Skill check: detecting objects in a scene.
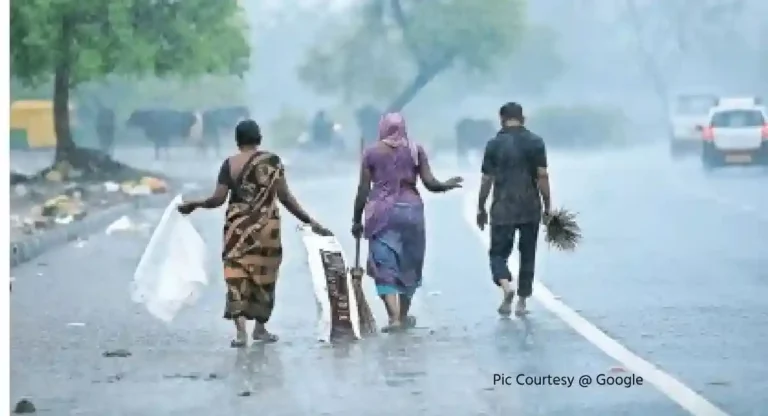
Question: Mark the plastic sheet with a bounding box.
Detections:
[131,195,208,323]
[300,225,362,342]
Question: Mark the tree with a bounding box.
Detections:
[298,0,535,112]
[622,0,762,101]
[10,0,250,173]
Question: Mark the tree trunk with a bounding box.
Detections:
[624,0,671,117]
[53,16,77,164]
[386,59,452,113]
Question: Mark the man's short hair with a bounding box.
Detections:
[499,102,524,122]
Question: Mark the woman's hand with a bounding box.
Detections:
[309,220,333,237]
[444,176,464,191]
[351,222,363,239]
[177,201,199,215]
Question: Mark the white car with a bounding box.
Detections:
[700,100,768,169]
[669,94,719,157]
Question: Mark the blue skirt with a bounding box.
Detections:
[366,202,425,297]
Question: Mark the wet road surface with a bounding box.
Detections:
[11,144,768,415]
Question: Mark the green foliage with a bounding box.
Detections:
[401,0,526,72]
[10,0,251,88]
[297,22,410,103]
[527,106,629,149]
[298,0,532,106]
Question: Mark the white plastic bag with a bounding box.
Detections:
[131,195,208,323]
[300,226,362,342]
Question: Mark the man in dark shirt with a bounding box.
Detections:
[476,102,552,317]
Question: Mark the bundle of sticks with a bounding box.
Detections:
[349,237,377,336]
[544,207,582,251]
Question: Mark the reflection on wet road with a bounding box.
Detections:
[11,144,768,415]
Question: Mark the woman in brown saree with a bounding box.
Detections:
[178,120,331,348]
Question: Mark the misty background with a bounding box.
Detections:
[243,0,768,150]
[11,0,768,154]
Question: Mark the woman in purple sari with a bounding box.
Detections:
[352,113,463,332]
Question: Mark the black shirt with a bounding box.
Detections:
[481,126,547,225]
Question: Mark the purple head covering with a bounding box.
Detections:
[378,112,409,147]
[378,112,418,164]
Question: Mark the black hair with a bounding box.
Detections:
[235,119,262,147]
[499,102,525,124]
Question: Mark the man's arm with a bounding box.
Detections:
[532,139,551,214]
[478,139,497,212]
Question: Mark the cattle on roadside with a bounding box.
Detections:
[95,106,116,157]
[126,109,196,159]
[455,118,496,164]
[188,111,205,156]
[201,106,250,156]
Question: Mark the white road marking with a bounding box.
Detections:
[461,192,730,416]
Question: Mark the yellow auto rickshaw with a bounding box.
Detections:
[10,100,77,149]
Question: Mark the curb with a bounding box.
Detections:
[10,195,171,268]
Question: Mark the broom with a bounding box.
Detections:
[350,134,377,336]
[350,236,377,336]
[544,207,582,251]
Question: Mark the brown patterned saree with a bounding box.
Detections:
[222,151,284,324]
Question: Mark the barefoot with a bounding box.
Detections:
[403,315,417,329]
[252,325,279,343]
[231,331,248,348]
[498,291,515,317]
[381,321,403,333]
[514,298,528,317]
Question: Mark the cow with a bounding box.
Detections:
[126,109,196,159]
[95,106,116,157]
[201,106,250,156]
[455,118,496,165]
[187,111,205,156]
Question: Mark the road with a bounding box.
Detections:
[10,144,768,416]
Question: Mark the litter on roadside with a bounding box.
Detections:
[55,215,74,225]
[103,181,120,192]
[105,216,135,234]
[66,322,86,327]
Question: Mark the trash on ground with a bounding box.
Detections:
[103,181,120,192]
[103,349,132,358]
[121,181,152,196]
[427,291,442,296]
[105,216,135,234]
[13,398,36,414]
[140,176,168,194]
[44,169,64,182]
[54,215,74,225]
[66,322,86,327]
